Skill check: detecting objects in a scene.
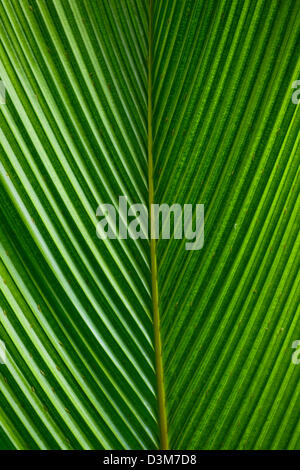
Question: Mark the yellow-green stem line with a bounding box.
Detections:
[147,0,169,450]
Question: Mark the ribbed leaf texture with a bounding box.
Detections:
[0,0,299,450]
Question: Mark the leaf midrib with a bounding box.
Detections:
[147,0,169,450]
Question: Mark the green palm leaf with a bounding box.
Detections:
[0,0,299,450]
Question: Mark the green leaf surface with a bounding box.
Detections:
[0,0,299,450]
